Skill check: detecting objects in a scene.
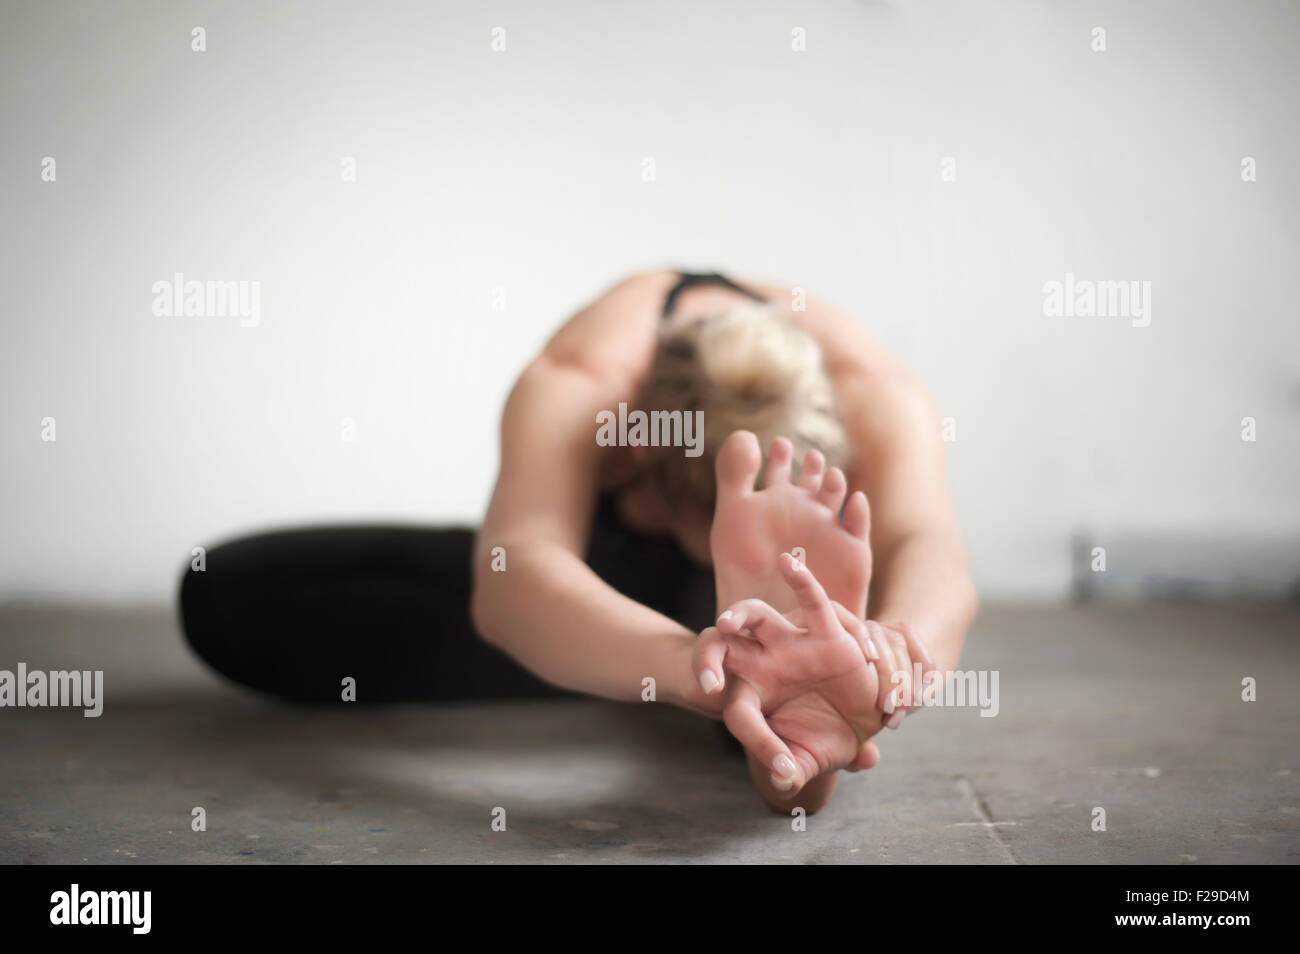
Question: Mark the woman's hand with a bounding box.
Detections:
[692,555,873,794]
[867,618,935,726]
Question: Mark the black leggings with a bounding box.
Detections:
[179,501,716,703]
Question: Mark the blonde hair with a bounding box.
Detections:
[639,302,848,509]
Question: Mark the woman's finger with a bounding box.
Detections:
[885,621,934,720]
[716,598,806,644]
[777,552,841,635]
[723,681,806,794]
[890,619,936,674]
[691,627,728,697]
[830,601,879,661]
[866,620,903,715]
[879,623,917,717]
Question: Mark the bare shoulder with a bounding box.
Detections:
[541,269,679,382]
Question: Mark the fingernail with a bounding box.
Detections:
[886,711,904,730]
[771,774,795,791]
[883,688,898,715]
[864,635,880,660]
[772,753,797,779]
[699,670,720,694]
[717,610,733,623]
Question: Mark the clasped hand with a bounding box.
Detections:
[692,553,934,797]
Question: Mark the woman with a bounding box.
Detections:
[180,269,978,812]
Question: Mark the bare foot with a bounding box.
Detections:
[711,431,872,617]
[708,431,876,812]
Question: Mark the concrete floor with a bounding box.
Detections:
[1,603,1296,864]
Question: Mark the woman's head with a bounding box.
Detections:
[639,302,848,510]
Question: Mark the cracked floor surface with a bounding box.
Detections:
[1,602,1296,864]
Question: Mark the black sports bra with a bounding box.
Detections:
[662,271,767,319]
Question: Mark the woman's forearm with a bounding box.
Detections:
[471,541,714,714]
[867,529,978,673]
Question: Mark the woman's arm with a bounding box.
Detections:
[470,272,721,716]
[837,368,978,673]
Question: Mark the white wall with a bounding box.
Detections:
[2,0,1297,603]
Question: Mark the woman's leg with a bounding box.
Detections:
[178,525,569,702]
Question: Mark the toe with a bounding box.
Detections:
[715,430,763,495]
[843,490,871,540]
[797,449,825,493]
[817,466,847,514]
[764,436,794,487]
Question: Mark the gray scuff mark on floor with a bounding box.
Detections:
[956,776,1019,865]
